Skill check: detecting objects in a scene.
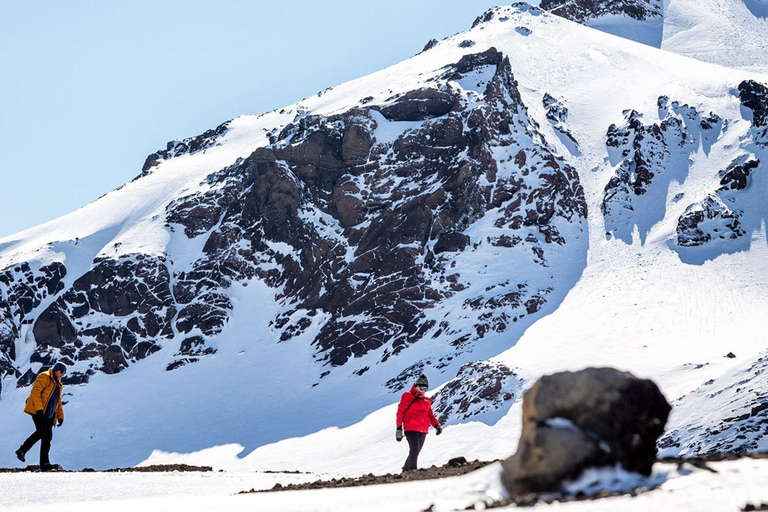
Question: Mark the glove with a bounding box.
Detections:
[436,426,443,436]
[396,426,403,442]
[57,418,64,427]
[34,410,44,419]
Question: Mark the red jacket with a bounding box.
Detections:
[396,385,440,433]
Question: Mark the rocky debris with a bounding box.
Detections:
[103,464,213,473]
[458,40,476,48]
[743,504,768,511]
[659,353,768,457]
[242,460,495,493]
[0,463,212,473]
[432,361,522,424]
[140,121,230,174]
[738,80,768,144]
[540,0,662,23]
[501,367,671,495]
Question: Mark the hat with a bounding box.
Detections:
[51,362,67,374]
[415,374,429,388]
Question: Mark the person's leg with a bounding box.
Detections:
[19,415,44,454]
[416,432,426,461]
[403,431,421,471]
[39,417,54,467]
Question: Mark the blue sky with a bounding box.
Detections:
[0,1,541,239]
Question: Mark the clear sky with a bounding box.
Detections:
[0,1,537,239]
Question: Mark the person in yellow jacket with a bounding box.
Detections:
[15,362,66,469]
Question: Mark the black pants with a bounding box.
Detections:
[403,431,426,471]
[20,415,55,466]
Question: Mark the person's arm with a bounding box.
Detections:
[396,394,411,427]
[28,373,49,414]
[428,405,440,428]
[56,387,64,423]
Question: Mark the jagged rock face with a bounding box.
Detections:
[739,80,768,145]
[431,361,523,425]
[675,155,760,247]
[603,99,724,244]
[602,109,687,242]
[659,353,768,457]
[0,262,67,386]
[140,121,231,175]
[540,0,662,23]
[0,47,587,392]
[163,47,587,370]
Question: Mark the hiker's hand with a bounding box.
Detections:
[436,426,443,436]
[57,418,63,427]
[396,426,403,442]
[34,410,44,419]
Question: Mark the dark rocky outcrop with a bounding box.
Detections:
[540,0,662,23]
[140,121,231,174]
[501,367,671,495]
[432,361,522,424]
[376,89,460,122]
[739,80,768,129]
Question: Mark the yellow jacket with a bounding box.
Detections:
[23,370,64,421]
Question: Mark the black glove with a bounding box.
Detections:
[436,426,443,436]
[57,418,64,427]
[396,426,403,442]
[34,410,44,419]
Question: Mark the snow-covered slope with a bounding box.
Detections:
[542,0,768,73]
[1,2,767,476]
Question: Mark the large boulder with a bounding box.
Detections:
[501,367,671,495]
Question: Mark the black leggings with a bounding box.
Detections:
[20,415,55,466]
[403,431,426,471]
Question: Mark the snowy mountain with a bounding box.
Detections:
[1,2,768,475]
[542,0,768,73]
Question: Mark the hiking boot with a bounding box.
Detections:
[15,448,25,463]
[41,463,61,472]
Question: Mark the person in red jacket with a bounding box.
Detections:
[395,373,442,471]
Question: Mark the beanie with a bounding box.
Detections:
[415,374,429,388]
[52,362,67,374]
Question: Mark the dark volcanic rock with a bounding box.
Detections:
[33,302,77,348]
[434,232,470,254]
[377,89,460,122]
[739,80,768,129]
[501,367,671,495]
[719,156,760,191]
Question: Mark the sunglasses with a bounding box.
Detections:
[418,386,428,391]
